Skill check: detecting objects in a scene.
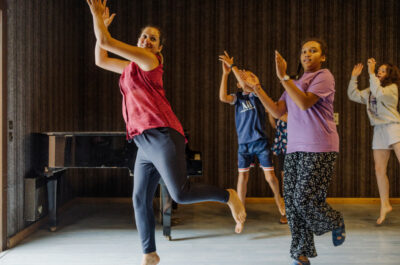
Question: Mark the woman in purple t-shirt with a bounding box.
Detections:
[240,39,345,265]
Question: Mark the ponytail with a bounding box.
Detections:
[290,62,303,80]
[157,52,164,65]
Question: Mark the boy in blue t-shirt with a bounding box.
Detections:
[219,53,286,232]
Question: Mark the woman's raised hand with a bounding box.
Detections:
[219,51,234,69]
[367,58,376,75]
[240,71,259,86]
[102,6,116,28]
[351,63,363,77]
[86,0,107,17]
[275,50,287,80]
[239,70,261,93]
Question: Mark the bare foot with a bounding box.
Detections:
[298,256,309,263]
[141,252,160,265]
[279,215,288,224]
[276,197,286,216]
[235,222,244,233]
[227,189,246,233]
[376,204,393,225]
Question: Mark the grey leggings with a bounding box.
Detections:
[133,127,229,253]
[284,152,343,259]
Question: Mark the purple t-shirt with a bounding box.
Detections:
[279,69,339,153]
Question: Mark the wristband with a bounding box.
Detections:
[281,74,290,81]
[230,63,236,69]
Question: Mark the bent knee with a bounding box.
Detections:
[169,191,188,204]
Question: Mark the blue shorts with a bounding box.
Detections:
[238,138,273,172]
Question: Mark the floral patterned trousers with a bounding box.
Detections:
[284,152,343,259]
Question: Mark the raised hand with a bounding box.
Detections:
[240,70,259,87]
[239,70,260,93]
[220,56,231,75]
[275,50,288,80]
[86,0,107,17]
[219,51,234,68]
[367,58,376,75]
[351,63,363,77]
[102,6,116,28]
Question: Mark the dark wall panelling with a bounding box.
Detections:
[6,0,83,236]
[79,0,400,198]
[6,0,400,236]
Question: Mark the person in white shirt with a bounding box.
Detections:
[348,58,400,225]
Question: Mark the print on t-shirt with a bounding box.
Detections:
[368,95,378,116]
[240,100,255,112]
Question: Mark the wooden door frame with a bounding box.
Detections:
[0,0,7,251]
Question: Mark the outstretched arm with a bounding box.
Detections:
[86,0,159,71]
[219,56,235,104]
[275,51,319,110]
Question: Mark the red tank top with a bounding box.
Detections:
[119,56,185,140]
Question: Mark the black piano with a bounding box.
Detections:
[30,131,202,240]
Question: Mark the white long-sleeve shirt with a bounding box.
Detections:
[347,74,400,125]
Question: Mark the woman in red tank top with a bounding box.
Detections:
[86,1,246,264]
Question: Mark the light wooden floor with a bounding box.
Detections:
[0,201,399,265]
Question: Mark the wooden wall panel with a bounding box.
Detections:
[6,0,400,235]
[6,0,83,236]
[77,0,400,199]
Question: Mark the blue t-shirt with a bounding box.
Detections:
[231,92,268,144]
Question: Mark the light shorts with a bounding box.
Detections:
[373,122,400,150]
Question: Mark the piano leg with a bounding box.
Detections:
[46,169,66,232]
[47,176,58,232]
[159,179,172,240]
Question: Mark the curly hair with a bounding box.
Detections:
[380,63,400,88]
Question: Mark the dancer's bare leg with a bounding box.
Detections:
[373,149,392,225]
[264,170,285,216]
[235,171,249,232]
[279,170,288,224]
[237,171,250,206]
[141,252,160,265]
[227,189,246,233]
